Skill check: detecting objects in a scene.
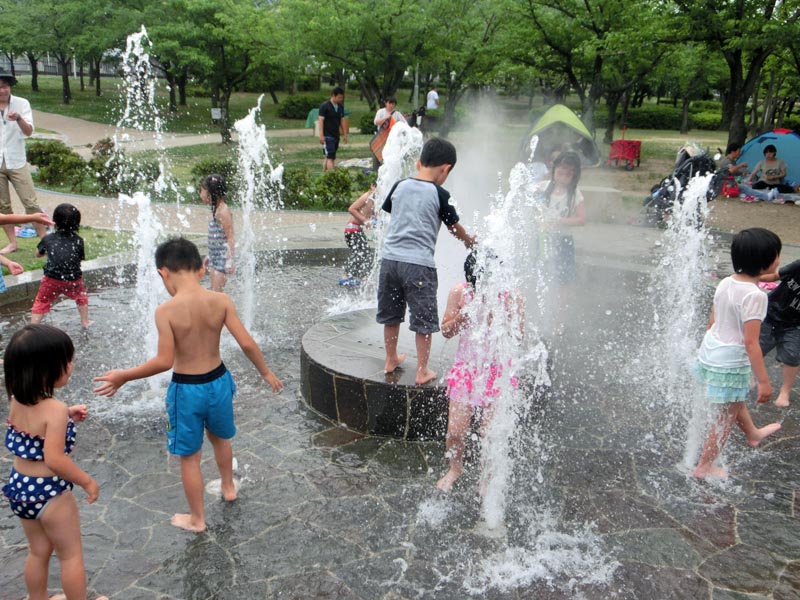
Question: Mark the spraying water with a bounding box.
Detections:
[233,94,283,330]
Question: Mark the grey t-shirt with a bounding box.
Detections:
[381,178,459,268]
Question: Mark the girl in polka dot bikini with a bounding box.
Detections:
[2,324,106,600]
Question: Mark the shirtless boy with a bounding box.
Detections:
[93,238,282,533]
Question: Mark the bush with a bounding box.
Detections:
[277,94,326,120]
[624,105,683,130]
[781,116,800,131]
[295,75,321,92]
[312,168,352,210]
[692,111,722,130]
[352,168,377,191]
[358,113,376,135]
[89,151,159,196]
[690,100,721,113]
[279,165,315,209]
[26,140,88,191]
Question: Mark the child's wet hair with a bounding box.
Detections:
[464,250,479,287]
[420,138,457,170]
[200,174,227,217]
[5,324,74,406]
[155,237,203,272]
[731,227,781,276]
[53,203,81,232]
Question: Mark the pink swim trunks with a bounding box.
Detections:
[446,360,518,408]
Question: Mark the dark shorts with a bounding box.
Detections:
[376,259,439,334]
[323,136,340,159]
[165,363,237,456]
[760,316,800,367]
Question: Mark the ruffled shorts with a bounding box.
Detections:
[446,360,518,408]
[694,361,751,404]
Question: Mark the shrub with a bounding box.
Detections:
[26,140,73,168]
[358,113,376,135]
[352,168,377,191]
[312,168,352,210]
[624,105,683,130]
[692,111,722,130]
[690,100,722,113]
[26,140,88,191]
[277,94,326,120]
[295,75,321,92]
[780,116,800,131]
[89,151,160,196]
[279,165,315,209]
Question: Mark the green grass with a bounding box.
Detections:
[2,227,133,274]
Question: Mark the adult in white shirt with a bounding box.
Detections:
[426,87,439,110]
[0,72,45,253]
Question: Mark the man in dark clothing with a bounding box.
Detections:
[318,87,347,171]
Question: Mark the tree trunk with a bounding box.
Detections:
[268,88,279,104]
[603,92,621,144]
[760,72,777,132]
[177,69,188,106]
[680,97,690,134]
[27,54,39,92]
[58,56,72,104]
[4,53,15,77]
[79,61,85,92]
[165,70,177,113]
[219,89,232,143]
[94,58,102,96]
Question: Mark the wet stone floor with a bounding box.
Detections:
[0,264,798,599]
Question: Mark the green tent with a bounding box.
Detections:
[526,104,600,167]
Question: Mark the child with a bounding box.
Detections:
[2,324,106,600]
[200,174,234,292]
[436,251,523,492]
[93,238,283,533]
[758,257,800,407]
[31,203,91,328]
[340,183,376,287]
[377,137,476,385]
[693,228,783,479]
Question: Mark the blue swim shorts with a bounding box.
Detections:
[165,363,237,456]
[3,468,73,519]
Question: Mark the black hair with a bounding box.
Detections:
[200,174,227,218]
[332,86,345,97]
[764,144,777,155]
[385,97,397,104]
[155,237,203,272]
[543,151,582,216]
[464,250,479,287]
[5,324,74,406]
[53,203,81,233]
[420,138,457,170]
[725,142,741,155]
[731,228,782,276]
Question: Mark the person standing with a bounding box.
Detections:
[318,87,347,171]
[0,71,46,254]
[426,86,439,110]
[372,97,407,169]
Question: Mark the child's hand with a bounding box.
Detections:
[757,381,772,404]
[68,404,89,421]
[6,261,22,276]
[92,371,126,397]
[263,371,284,393]
[225,258,235,274]
[82,477,99,504]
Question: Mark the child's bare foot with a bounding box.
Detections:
[775,392,791,408]
[693,464,728,479]
[81,320,94,329]
[384,353,406,373]
[170,513,206,533]
[0,244,17,254]
[436,468,463,492]
[747,423,781,448]
[49,595,66,600]
[415,367,437,385]
[221,478,240,502]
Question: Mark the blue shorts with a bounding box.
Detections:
[3,468,73,519]
[165,363,237,456]
[323,136,340,159]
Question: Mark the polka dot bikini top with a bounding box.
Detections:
[4,419,76,460]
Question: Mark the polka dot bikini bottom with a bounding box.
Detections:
[3,468,73,519]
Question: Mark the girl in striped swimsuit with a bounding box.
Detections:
[200,174,234,292]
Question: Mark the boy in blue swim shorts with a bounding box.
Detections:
[94,238,283,533]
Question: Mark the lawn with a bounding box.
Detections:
[2,227,133,274]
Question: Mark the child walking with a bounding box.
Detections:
[694,228,783,479]
[436,252,523,492]
[93,238,283,533]
[340,183,377,287]
[378,138,476,385]
[31,203,91,328]
[2,324,106,600]
[200,174,234,292]
[758,257,800,407]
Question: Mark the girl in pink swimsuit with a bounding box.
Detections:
[436,252,522,492]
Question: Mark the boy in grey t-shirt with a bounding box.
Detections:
[377,138,476,385]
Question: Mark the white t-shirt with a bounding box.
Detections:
[0,95,33,169]
[373,108,407,127]
[426,90,439,110]
[697,276,767,368]
[536,182,584,219]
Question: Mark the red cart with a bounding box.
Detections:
[606,126,641,170]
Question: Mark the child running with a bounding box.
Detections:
[31,203,91,328]
[437,251,523,492]
[2,324,106,600]
[694,228,783,479]
[93,238,283,533]
[378,138,476,385]
[340,183,377,287]
[200,174,234,292]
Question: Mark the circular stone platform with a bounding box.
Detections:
[301,308,456,440]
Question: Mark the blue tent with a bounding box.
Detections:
[740,128,800,184]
